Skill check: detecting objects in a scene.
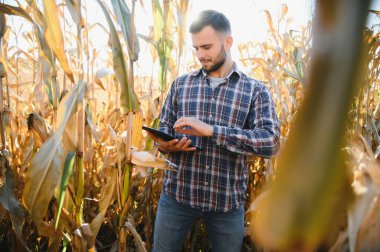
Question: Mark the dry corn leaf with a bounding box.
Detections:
[264,10,279,45]
[42,0,74,83]
[345,135,380,252]
[64,0,84,29]
[0,13,5,39]
[20,132,34,173]
[62,114,78,152]
[0,3,33,23]
[176,0,189,57]
[124,218,147,252]
[356,196,380,251]
[90,167,117,244]
[22,81,85,230]
[131,111,144,149]
[72,223,94,251]
[27,112,52,148]
[131,151,176,171]
[0,155,30,251]
[94,67,114,91]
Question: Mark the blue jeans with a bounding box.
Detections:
[153,193,244,252]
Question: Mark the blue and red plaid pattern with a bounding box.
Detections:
[159,64,280,212]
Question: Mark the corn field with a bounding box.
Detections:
[0,0,379,251]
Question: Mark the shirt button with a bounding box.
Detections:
[209,114,213,118]
[206,165,209,169]
[204,182,208,186]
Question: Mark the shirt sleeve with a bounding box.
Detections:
[158,80,177,137]
[212,84,280,157]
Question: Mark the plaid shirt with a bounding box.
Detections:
[159,64,280,212]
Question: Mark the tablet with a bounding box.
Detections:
[142,126,202,151]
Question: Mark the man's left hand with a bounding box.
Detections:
[173,117,213,137]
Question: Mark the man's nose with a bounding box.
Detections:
[196,49,205,58]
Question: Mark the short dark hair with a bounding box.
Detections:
[189,10,231,35]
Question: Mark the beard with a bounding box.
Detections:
[201,46,227,74]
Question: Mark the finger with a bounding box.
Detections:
[177,139,191,149]
[175,117,188,123]
[166,138,179,146]
[174,118,182,126]
[161,138,179,148]
[178,129,194,135]
[173,125,186,132]
[182,139,193,149]
[174,121,193,131]
[184,147,197,152]
[174,137,188,149]
[181,139,196,151]
[174,118,189,127]
[173,121,183,129]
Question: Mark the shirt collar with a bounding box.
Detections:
[191,62,242,80]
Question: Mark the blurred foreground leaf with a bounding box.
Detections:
[252,0,371,250]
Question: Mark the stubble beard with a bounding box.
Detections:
[202,46,227,74]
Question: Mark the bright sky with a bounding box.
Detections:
[132,0,380,75]
[133,0,315,74]
[187,0,313,42]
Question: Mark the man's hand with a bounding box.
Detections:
[147,132,196,153]
[173,117,213,137]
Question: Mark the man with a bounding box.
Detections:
[148,10,280,252]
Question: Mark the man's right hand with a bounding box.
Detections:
[147,132,196,152]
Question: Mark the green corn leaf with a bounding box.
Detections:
[55,152,76,229]
[121,162,131,205]
[111,0,140,61]
[96,0,139,113]
[145,117,160,150]
[151,0,173,91]
[151,0,164,42]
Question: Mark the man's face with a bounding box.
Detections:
[191,26,228,74]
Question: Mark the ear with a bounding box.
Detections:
[224,36,233,50]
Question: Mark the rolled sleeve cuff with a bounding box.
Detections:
[212,125,228,146]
